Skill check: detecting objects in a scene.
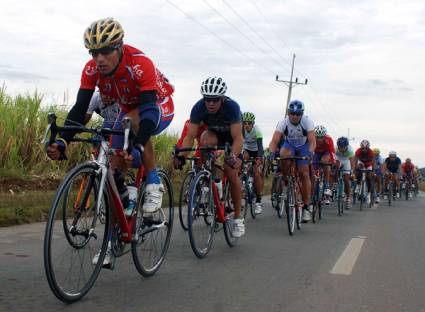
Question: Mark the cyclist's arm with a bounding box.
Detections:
[257,137,264,157]
[349,156,355,170]
[269,130,282,153]
[60,88,94,142]
[230,122,243,156]
[307,130,316,153]
[181,122,199,151]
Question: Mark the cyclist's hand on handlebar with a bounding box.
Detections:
[46,140,66,160]
[173,155,186,170]
[225,153,242,169]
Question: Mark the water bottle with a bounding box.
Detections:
[113,170,129,209]
[214,177,223,200]
[127,185,138,212]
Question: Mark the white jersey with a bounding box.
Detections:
[243,125,263,151]
[275,115,314,147]
[87,92,120,123]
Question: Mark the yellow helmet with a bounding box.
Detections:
[84,18,124,50]
[373,148,380,155]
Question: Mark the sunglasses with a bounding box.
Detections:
[204,97,221,103]
[89,46,118,57]
[288,112,302,116]
[243,121,253,125]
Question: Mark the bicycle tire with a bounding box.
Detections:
[187,171,216,258]
[223,183,238,247]
[178,171,194,231]
[388,183,392,207]
[271,176,278,210]
[276,177,285,218]
[44,162,109,303]
[132,169,174,277]
[360,180,365,211]
[286,180,296,236]
[249,182,257,219]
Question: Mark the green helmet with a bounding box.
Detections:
[242,111,255,122]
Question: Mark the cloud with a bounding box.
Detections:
[0,68,49,82]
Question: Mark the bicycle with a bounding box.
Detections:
[175,145,238,258]
[270,157,285,218]
[335,168,348,216]
[403,175,413,201]
[356,169,373,210]
[43,113,174,303]
[177,156,201,231]
[281,156,309,236]
[385,172,397,207]
[311,162,333,222]
[241,157,258,219]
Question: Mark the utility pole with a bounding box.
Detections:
[347,128,355,141]
[276,54,308,117]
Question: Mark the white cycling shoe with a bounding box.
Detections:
[92,245,114,269]
[143,183,165,213]
[233,218,245,237]
[254,203,263,214]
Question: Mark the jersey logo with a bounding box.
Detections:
[85,65,97,76]
[132,65,144,78]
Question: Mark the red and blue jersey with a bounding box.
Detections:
[80,44,174,116]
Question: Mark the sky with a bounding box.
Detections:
[1,0,425,166]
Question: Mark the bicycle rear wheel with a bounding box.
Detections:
[388,183,392,206]
[188,171,216,258]
[132,169,174,277]
[286,181,296,236]
[178,171,194,231]
[44,162,109,303]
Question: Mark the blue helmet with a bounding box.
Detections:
[287,100,304,114]
[337,136,349,148]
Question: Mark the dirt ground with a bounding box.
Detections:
[0,178,61,193]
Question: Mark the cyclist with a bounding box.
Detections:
[46,18,175,267]
[372,148,384,203]
[354,140,375,204]
[335,136,355,208]
[176,76,245,237]
[312,125,336,205]
[383,151,402,198]
[402,158,416,196]
[242,111,265,214]
[172,119,207,169]
[269,100,316,222]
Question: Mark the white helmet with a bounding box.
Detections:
[200,76,227,98]
[314,125,327,137]
[389,151,397,156]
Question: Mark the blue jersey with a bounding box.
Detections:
[190,97,242,134]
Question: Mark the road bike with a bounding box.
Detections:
[43,113,173,303]
[175,145,238,258]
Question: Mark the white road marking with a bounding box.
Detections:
[331,236,366,275]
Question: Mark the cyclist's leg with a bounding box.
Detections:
[280,141,295,180]
[321,152,332,196]
[295,143,312,219]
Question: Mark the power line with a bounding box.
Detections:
[165,0,277,75]
[201,0,285,71]
[221,0,292,73]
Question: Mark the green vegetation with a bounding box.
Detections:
[0,87,183,226]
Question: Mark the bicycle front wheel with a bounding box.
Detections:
[44,162,109,303]
[188,171,216,258]
[132,169,174,277]
[286,181,296,236]
[178,171,194,231]
[223,183,239,247]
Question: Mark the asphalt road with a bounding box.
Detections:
[1,194,425,312]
